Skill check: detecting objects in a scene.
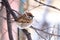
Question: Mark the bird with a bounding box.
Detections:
[16,12,34,29]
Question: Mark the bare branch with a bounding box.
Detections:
[12,9,22,16]
[28,5,40,11]
[22,29,32,40]
[30,26,60,37]
[34,29,46,40]
[35,0,60,11]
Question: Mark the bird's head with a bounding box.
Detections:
[16,12,34,23]
[25,12,34,19]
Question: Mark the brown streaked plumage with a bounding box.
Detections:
[16,12,34,23]
[16,12,34,28]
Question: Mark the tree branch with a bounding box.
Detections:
[2,0,18,20]
[22,29,32,40]
[35,0,60,11]
[6,8,14,40]
[34,29,46,40]
[2,0,16,40]
[30,26,60,37]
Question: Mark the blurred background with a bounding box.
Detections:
[0,0,60,40]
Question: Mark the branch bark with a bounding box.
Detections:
[2,0,18,20]
[22,29,32,40]
[6,9,14,40]
[2,0,17,40]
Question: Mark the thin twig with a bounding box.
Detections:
[35,0,60,11]
[12,9,22,16]
[17,28,20,40]
[30,26,60,37]
[28,5,40,11]
[34,29,46,40]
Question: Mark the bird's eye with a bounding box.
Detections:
[28,16,33,19]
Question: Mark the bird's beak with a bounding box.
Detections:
[32,16,34,18]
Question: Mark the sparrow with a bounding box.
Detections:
[16,12,34,29]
